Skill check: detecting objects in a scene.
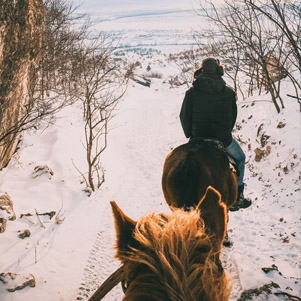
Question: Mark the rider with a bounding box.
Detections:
[179,57,251,211]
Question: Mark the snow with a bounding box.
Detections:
[1,5,300,299]
[73,0,202,53]
[0,53,300,300]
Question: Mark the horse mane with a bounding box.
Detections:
[119,208,231,301]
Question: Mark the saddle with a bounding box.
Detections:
[189,137,240,176]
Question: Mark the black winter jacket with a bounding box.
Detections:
[180,72,237,147]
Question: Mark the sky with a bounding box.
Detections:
[71,0,204,43]
[73,0,195,12]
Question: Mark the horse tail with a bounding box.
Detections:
[169,151,204,209]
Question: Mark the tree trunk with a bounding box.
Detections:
[0,0,44,169]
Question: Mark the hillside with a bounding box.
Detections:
[0,54,300,301]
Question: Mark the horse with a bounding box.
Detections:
[110,186,232,301]
[162,138,237,211]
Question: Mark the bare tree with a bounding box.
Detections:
[0,0,88,168]
[39,0,88,96]
[247,0,300,71]
[71,35,128,191]
[246,0,301,108]
[195,0,300,112]
[0,0,44,169]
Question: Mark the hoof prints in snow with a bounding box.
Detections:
[223,247,243,300]
[76,215,122,300]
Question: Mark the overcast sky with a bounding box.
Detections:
[73,0,195,13]
[69,0,225,34]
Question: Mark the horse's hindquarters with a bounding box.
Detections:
[162,140,237,210]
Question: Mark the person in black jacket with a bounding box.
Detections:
[180,57,251,211]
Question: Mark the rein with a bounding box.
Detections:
[88,265,124,301]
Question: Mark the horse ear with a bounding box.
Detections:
[110,201,137,257]
[196,186,227,250]
[196,186,222,211]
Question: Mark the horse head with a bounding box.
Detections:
[110,186,231,301]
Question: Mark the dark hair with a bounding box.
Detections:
[195,57,224,77]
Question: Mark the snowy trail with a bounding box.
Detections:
[1,59,299,301]
[76,80,187,300]
[76,80,246,301]
[76,198,121,300]
[223,245,244,300]
[76,77,300,301]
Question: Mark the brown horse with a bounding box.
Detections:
[111,186,231,301]
[162,138,237,211]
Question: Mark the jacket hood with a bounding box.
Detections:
[193,73,226,94]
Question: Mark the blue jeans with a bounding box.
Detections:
[225,138,245,187]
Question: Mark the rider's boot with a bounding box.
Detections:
[230,183,252,212]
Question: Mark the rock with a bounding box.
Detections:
[277,121,286,128]
[260,133,270,147]
[254,148,265,162]
[32,165,54,179]
[0,193,16,221]
[0,218,7,233]
[257,123,264,136]
[20,213,33,218]
[262,264,280,274]
[283,166,289,174]
[130,75,151,87]
[238,282,280,301]
[83,187,92,197]
[168,76,185,87]
[265,145,271,156]
[254,145,271,162]
[18,229,31,239]
[38,211,56,219]
[0,272,35,292]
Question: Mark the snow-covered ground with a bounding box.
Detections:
[0,51,300,301]
[74,0,202,53]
